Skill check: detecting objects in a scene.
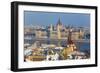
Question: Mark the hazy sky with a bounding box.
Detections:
[24,11,90,27]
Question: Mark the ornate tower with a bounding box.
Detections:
[50,24,53,38]
[56,18,63,46]
[57,18,62,39]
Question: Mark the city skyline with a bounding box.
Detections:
[24,11,90,27]
[24,11,90,62]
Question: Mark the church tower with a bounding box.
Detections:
[67,28,77,51]
[61,28,77,59]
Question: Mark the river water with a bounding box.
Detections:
[24,38,90,53]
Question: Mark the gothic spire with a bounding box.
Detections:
[57,18,62,26]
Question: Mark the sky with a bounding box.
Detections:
[24,11,90,27]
